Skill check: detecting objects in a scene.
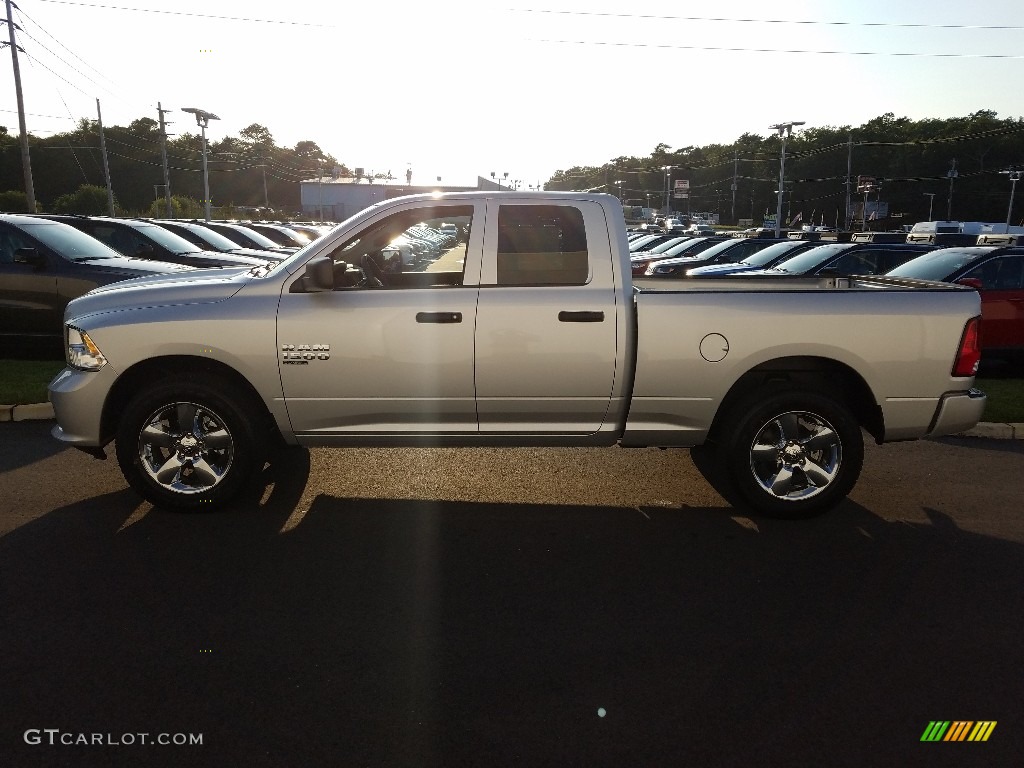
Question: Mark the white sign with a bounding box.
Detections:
[673,191,689,199]
[674,179,690,190]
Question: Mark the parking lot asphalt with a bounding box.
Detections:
[1,421,1022,767]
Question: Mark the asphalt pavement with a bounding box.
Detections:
[1,421,1022,767]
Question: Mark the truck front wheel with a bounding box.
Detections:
[114,378,264,511]
[720,389,864,519]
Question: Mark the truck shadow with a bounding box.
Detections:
[2,481,1022,767]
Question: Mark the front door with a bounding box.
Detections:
[0,223,60,341]
[278,202,482,438]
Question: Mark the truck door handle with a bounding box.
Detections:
[558,311,605,322]
[416,311,462,323]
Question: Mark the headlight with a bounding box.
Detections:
[66,326,107,371]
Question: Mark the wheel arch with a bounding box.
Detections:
[709,356,884,444]
[100,355,281,446]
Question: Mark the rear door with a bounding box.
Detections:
[474,200,619,434]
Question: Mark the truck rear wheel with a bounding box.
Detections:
[114,378,265,511]
[719,388,864,519]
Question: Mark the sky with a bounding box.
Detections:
[4,0,1024,190]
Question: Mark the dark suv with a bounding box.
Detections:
[31,215,273,269]
[0,214,192,348]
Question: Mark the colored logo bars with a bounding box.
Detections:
[921,721,997,742]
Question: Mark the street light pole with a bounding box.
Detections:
[946,158,958,222]
[923,192,936,222]
[1000,168,1022,232]
[770,121,804,237]
[181,107,220,221]
[662,165,674,214]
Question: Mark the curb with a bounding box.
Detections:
[2,401,1022,440]
[954,422,1021,439]
[1,402,55,422]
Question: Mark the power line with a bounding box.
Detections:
[14,5,121,91]
[512,9,1024,32]
[20,50,91,95]
[35,0,338,27]
[15,24,116,96]
[533,38,1024,59]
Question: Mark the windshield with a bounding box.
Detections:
[738,241,809,267]
[208,223,281,250]
[661,237,718,257]
[131,223,203,254]
[768,243,849,273]
[885,247,990,280]
[646,237,688,254]
[159,221,243,252]
[672,238,741,261]
[17,221,122,261]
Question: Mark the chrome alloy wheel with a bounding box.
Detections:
[137,401,234,494]
[748,410,842,502]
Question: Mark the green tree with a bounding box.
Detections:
[0,190,30,212]
[51,184,114,215]
[146,195,203,219]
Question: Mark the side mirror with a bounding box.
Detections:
[956,277,983,290]
[13,247,45,269]
[295,256,334,292]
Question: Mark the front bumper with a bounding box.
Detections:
[47,364,118,448]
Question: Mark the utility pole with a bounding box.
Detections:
[845,133,853,230]
[261,151,269,209]
[946,158,958,221]
[157,103,173,217]
[96,99,114,215]
[4,0,36,211]
[730,152,737,224]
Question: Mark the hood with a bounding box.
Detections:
[177,249,273,268]
[65,267,252,323]
[74,255,195,278]
[225,246,286,261]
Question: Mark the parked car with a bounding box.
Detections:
[0,214,192,348]
[148,219,285,261]
[631,236,727,277]
[629,234,679,252]
[886,245,1024,357]
[47,192,985,518]
[285,223,330,242]
[686,239,824,276]
[744,242,935,278]
[644,236,786,277]
[243,222,312,247]
[686,223,716,236]
[190,221,297,254]
[30,215,272,269]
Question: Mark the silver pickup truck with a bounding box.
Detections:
[48,192,986,518]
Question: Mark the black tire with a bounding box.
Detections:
[114,376,266,511]
[717,388,864,519]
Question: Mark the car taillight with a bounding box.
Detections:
[952,316,982,377]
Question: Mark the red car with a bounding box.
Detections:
[886,246,1024,357]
